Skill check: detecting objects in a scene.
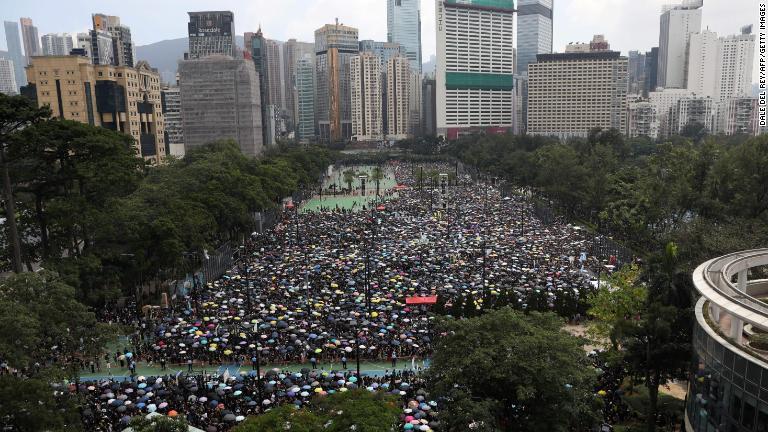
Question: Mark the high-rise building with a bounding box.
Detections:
[89,30,115,66]
[386,55,410,140]
[436,0,515,139]
[516,0,554,75]
[295,53,316,142]
[178,56,263,157]
[187,11,235,59]
[626,97,658,139]
[686,29,719,98]
[244,29,270,145]
[421,76,437,136]
[408,70,422,136]
[628,51,647,96]
[0,59,18,95]
[657,0,702,89]
[649,87,692,138]
[644,47,659,95]
[512,75,528,134]
[387,0,421,73]
[686,26,756,103]
[675,95,714,133]
[527,50,628,139]
[41,33,74,56]
[350,52,383,141]
[716,26,756,102]
[4,21,26,90]
[264,39,285,108]
[92,14,135,67]
[283,39,315,130]
[716,96,759,136]
[24,55,166,163]
[19,18,40,62]
[359,40,405,67]
[315,22,359,142]
[161,86,185,157]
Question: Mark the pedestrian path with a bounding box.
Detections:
[81,359,429,382]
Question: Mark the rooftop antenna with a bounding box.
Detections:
[335,17,339,26]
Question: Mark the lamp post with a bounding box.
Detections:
[253,321,263,410]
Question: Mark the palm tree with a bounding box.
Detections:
[371,166,384,196]
[343,169,356,193]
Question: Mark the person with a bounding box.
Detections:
[341,356,347,370]
[310,356,317,370]
[187,358,193,373]
[391,351,397,369]
[160,357,166,371]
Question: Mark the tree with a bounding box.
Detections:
[587,265,646,348]
[615,243,692,432]
[0,94,51,273]
[343,169,356,192]
[426,308,600,431]
[371,166,384,196]
[234,390,400,432]
[0,270,111,431]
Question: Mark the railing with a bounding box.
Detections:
[695,249,768,323]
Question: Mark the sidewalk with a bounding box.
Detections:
[80,359,429,381]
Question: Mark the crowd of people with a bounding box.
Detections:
[79,161,613,431]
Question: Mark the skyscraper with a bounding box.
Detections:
[315,22,359,142]
[516,0,554,75]
[179,56,263,156]
[161,86,185,157]
[387,0,422,73]
[76,33,92,59]
[350,52,383,141]
[187,11,235,59]
[527,50,628,139]
[4,21,26,90]
[0,59,18,95]
[436,0,515,139]
[386,56,410,140]
[89,30,114,65]
[628,51,647,96]
[686,29,719,98]
[686,26,755,102]
[92,14,135,67]
[421,76,437,136]
[657,0,702,89]
[41,33,74,56]
[716,26,756,102]
[283,39,315,130]
[264,39,285,108]
[19,18,40,62]
[296,53,316,142]
[644,47,659,95]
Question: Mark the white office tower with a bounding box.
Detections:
[161,86,185,157]
[0,59,18,95]
[350,52,383,141]
[436,0,515,139]
[626,97,658,139]
[387,56,411,140]
[76,33,92,59]
[649,88,692,138]
[516,0,554,75]
[41,33,74,56]
[387,0,422,73]
[657,0,702,89]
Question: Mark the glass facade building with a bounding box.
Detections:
[387,0,422,73]
[516,0,553,75]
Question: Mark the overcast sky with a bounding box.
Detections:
[1,0,762,81]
